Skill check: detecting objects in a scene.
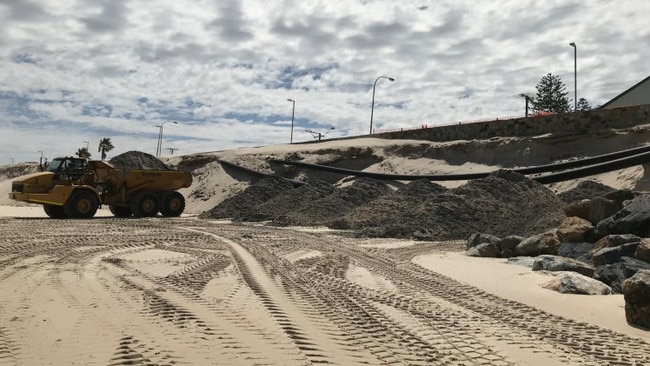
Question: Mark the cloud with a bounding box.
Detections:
[0,0,649,163]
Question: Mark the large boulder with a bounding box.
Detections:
[497,235,524,258]
[594,195,650,239]
[532,255,595,277]
[592,243,640,267]
[563,199,591,221]
[515,232,560,257]
[466,233,501,250]
[556,217,593,243]
[594,257,650,293]
[557,242,595,264]
[623,270,650,329]
[594,234,641,251]
[466,242,499,257]
[587,197,620,225]
[635,238,650,264]
[542,271,612,295]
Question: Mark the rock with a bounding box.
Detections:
[594,257,650,293]
[515,232,559,257]
[595,234,642,251]
[556,217,593,243]
[604,189,635,207]
[532,255,595,277]
[557,242,595,264]
[635,238,650,264]
[563,199,591,221]
[588,197,620,225]
[623,270,650,329]
[497,236,524,258]
[466,242,499,257]
[592,243,640,266]
[466,233,501,250]
[594,195,650,239]
[542,271,612,295]
[506,256,537,268]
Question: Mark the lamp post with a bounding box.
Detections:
[369,75,395,135]
[569,42,577,111]
[156,121,177,156]
[287,98,295,143]
[38,150,43,170]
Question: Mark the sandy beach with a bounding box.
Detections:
[1,133,649,365]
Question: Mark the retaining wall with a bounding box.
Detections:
[372,104,650,142]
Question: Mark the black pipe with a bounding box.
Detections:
[270,148,650,184]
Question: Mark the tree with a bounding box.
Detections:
[98,137,114,160]
[532,73,571,114]
[76,147,91,159]
[577,97,592,111]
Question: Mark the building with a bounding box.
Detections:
[600,75,650,109]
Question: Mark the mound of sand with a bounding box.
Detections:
[201,170,566,240]
[109,151,171,170]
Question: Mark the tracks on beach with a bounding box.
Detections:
[0,218,648,365]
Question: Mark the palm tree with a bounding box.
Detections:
[76,147,91,159]
[98,137,114,160]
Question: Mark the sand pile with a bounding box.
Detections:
[109,151,171,170]
[201,170,567,240]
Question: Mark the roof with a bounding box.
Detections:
[599,75,650,109]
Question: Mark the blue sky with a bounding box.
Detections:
[1,0,648,164]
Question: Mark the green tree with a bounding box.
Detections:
[76,147,91,159]
[532,73,571,113]
[98,137,114,160]
[577,97,592,111]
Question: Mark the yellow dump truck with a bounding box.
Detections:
[8,157,192,219]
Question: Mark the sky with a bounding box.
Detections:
[1,0,648,164]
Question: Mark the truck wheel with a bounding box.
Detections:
[160,191,185,217]
[131,191,159,217]
[109,205,132,218]
[43,204,66,218]
[63,190,99,219]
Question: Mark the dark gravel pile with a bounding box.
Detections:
[200,170,567,240]
[273,178,393,227]
[558,180,616,203]
[199,176,294,220]
[109,151,171,170]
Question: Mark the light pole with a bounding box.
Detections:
[156,121,177,156]
[38,150,43,170]
[569,42,577,111]
[369,75,395,135]
[287,98,295,143]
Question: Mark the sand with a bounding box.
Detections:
[1,134,649,365]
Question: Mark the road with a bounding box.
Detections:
[0,216,648,366]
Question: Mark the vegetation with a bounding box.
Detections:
[532,73,571,114]
[98,137,115,160]
[577,97,592,111]
[76,147,91,159]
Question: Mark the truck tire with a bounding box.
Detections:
[109,205,132,218]
[43,204,66,218]
[160,191,185,217]
[63,190,99,219]
[131,191,159,217]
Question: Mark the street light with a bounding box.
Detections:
[287,98,295,143]
[38,150,43,170]
[569,42,577,111]
[156,121,177,156]
[369,75,395,135]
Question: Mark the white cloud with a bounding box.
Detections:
[0,0,648,164]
